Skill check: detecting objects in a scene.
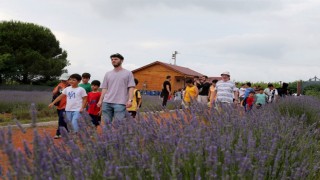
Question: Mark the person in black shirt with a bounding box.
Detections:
[161,75,172,107]
[197,76,211,104]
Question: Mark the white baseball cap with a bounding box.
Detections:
[59,73,70,81]
[221,71,230,76]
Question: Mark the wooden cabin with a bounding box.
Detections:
[132,61,204,91]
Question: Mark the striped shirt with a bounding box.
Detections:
[215,80,238,103]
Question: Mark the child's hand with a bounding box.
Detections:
[126,101,132,108]
[48,103,54,108]
[80,107,84,112]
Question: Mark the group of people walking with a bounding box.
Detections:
[161,71,284,112]
[49,53,286,139]
[49,53,141,139]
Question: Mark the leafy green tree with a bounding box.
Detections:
[0,20,69,84]
[288,81,298,93]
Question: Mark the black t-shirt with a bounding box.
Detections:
[198,82,211,96]
[162,81,171,94]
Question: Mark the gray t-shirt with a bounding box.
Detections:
[101,69,135,105]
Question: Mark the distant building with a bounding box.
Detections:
[132,61,220,91]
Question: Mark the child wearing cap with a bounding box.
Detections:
[52,73,70,139]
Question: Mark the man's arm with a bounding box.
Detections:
[97,88,107,108]
[195,86,199,98]
[234,91,239,103]
[166,84,171,95]
[126,87,134,108]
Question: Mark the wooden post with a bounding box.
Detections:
[297,80,302,96]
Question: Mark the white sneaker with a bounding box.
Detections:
[54,135,61,139]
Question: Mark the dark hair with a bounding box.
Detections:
[82,72,91,78]
[186,79,193,84]
[134,78,139,85]
[249,91,255,94]
[91,80,101,86]
[282,82,288,88]
[69,74,82,81]
[194,76,199,79]
[246,82,251,87]
[212,79,218,84]
[166,75,171,79]
[110,53,124,60]
[203,75,208,79]
[268,83,274,87]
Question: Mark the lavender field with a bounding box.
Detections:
[1,96,320,179]
[0,90,56,124]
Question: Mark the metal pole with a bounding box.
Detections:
[172,51,178,65]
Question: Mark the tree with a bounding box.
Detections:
[0,20,69,84]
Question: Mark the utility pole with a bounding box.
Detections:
[172,51,178,65]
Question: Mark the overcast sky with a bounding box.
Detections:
[1,0,320,83]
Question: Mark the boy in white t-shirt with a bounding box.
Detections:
[49,74,87,133]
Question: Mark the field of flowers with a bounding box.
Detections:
[0,95,320,179]
[0,90,57,125]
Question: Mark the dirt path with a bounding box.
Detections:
[0,126,57,172]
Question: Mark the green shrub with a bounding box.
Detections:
[305,90,320,99]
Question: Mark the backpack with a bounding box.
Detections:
[52,91,61,106]
[135,90,142,108]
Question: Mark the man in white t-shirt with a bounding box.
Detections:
[97,53,135,124]
[264,83,278,103]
